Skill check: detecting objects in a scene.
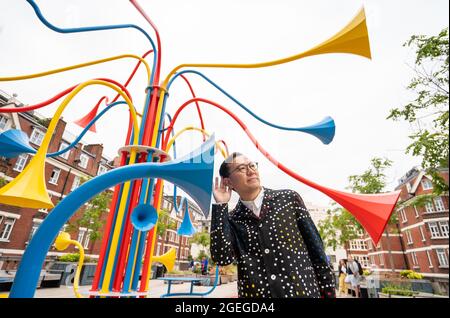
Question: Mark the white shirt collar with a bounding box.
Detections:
[241,187,265,217]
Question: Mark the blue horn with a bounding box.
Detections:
[297,116,335,145]
[0,129,35,158]
[130,204,158,232]
[177,201,197,236]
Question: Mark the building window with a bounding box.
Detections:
[414,206,419,218]
[368,240,373,250]
[405,230,413,245]
[411,252,419,266]
[48,168,61,185]
[434,197,446,212]
[78,154,89,169]
[97,165,108,175]
[350,241,358,250]
[58,142,70,160]
[399,209,407,223]
[436,249,449,267]
[428,222,441,239]
[13,154,29,172]
[379,253,384,266]
[28,219,43,242]
[71,175,81,191]
[83,230,92,249]
[424,201,434,213]
[77,228,86,244]
[0,217,16,241]
[439,221,449,238]
[426,250,433,267]
[419,226,426,242]
[421,179,433,190]
[0,115,9,130]
[30,128,45,146]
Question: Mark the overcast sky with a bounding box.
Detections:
[0,0,448,208]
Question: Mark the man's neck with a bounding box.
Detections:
[239,186,262,201]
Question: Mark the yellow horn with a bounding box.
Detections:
[0,152,53,209]
[298,7,371,60]
[152,248,176,272]
[54,232,72,251]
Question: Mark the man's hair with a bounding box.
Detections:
[219,152,243,178]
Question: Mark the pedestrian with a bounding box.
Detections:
[210,152,336,298]
[347,256,361,298]
[201,257,209,275]
[338,259,348,296]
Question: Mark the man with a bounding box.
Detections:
[210,153,336,298]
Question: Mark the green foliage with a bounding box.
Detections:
[67,187,111,243]
[156,208,176,238]
[0,176,8,188]
[191,231,211,251]
[400,270,424,280]
[57,253,96,263]
[36,117,51,128]
[387,27,449,194]
[363,269,372,276]
[196,249,210,261]
[381,283,417,296]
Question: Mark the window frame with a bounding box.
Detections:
[78,154,89,169]
[30,128,45,146]
[428,222,441,239]
[13,154,29,172]
[421,179,433,191]
[0,115,9,130]
[436,249,449,267]
[58,141,70,160]
[0,217,16,241]
[48,168,61,185]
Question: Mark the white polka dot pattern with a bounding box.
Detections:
[210,188,336,298]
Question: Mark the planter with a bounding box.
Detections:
[47,262,97,286]
[378,292,414,298]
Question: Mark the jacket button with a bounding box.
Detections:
[264,249,270,254]
[271,274,276,280]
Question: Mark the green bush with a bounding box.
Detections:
[400,270,423,279]
[363,269,371,276]
[381,287,414,297]
[57,253,96,263]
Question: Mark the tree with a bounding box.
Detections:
[387,27,449,195]
[67,190,112,244]
[318,157,398,266]
[190,230,210,256]
[156,208,176,238]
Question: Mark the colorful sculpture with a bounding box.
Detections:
[0,1,400,298]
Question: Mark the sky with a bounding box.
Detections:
[0,0,448,209]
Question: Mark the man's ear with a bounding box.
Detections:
[223,178,235,191]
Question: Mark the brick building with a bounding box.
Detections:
[1,90,202,273]
[352,166,449,293]
[0,93,115,270]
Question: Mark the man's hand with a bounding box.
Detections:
[213,177,231,204]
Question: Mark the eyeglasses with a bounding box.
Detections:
[229,162,258,175]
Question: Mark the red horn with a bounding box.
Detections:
[74,96,108,132]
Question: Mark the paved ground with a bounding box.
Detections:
[3,280,239,298]
[2,280,354,298]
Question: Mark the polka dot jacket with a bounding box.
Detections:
[210,188,336,298]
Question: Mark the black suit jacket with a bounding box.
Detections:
[210,188,336,298]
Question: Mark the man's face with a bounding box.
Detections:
[224,155,261,193]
